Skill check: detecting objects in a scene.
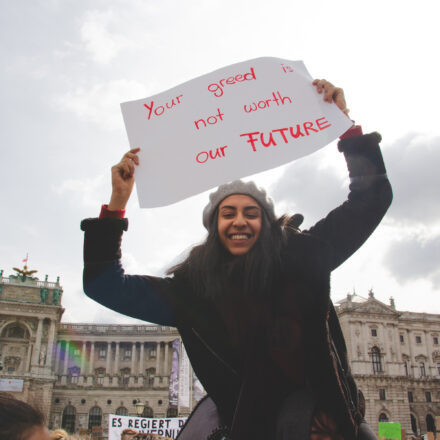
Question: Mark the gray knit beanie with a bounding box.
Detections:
[202,180,276,230]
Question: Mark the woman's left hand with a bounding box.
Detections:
[312,79,349,116]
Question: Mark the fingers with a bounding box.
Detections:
[114,148,141,180]
[313,79,348,113]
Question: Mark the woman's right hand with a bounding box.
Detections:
[108,148,140,210]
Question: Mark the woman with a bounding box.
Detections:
[0,392,51,440]
[82,80,392,439]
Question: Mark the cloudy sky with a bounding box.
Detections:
[1,0,439,324]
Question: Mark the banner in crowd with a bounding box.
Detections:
[121,57,352,208]
[168,338,180,408]
[0,378,24,392]
[178,342,190,409]
[108,414,187,440]
[378,422,401,439]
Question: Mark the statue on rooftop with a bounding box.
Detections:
[12,264,38,282]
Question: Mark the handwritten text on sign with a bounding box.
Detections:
[120,57,352,208]
[108,414,187,440]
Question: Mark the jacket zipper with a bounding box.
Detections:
[191,327,239,376]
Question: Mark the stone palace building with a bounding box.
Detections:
[0,267,439,436]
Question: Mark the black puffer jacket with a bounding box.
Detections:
[81,133,392,439]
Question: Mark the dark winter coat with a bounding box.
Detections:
[81,132,392,439]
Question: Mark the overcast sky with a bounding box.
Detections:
[1,0,439,324]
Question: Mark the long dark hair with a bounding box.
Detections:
[0,392,46,440]
[168,206,293,299]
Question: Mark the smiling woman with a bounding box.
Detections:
[81,80,392,440]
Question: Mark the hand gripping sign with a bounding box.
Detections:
[120,57,353,208]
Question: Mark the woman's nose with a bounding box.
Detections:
[233,214,246,227]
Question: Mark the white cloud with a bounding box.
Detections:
[53,174,107,209]
[80,9,134,64]
[54,79,148,130]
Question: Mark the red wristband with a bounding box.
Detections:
[339,125,363,139]
[99,204,126,219]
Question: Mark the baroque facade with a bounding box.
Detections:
[1,269,439,436]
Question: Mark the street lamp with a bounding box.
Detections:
[135,400,145,416]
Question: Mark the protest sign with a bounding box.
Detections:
[108,414,186,440]
[121,57,352,208]
[378,422,401,439]
[0,378,24,392]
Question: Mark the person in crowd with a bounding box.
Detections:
[0,392,50,440]
[81,79,392,439]
[50,428,68,440]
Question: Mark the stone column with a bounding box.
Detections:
[156,342,162,376]
[164,342,170,375]
[407,329,415,375]
[106,342,112,374]
[114,342,120,374]
[80,342,87,375]
[424,330,433,374]
[131,342,136,374]
[139,343,145,374]
[26,341,33,372]
[32,318,44,365]
[382,323,391,374]
[362,322,370,374]
[63,341,70,374]
[138,343,145,386]
[45,319,56,368]
[88,342,95,374]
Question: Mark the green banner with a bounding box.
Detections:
[378,422,401,439]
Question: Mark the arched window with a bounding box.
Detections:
[142,406,154,418]
[410,414,418,434]
[167,407,178,417]
[2,324,29,339]
[426,414,436,433]
[372,347,382,373]
[379,413,389,423]
[62,405,76,433]
[88,406,102,429]
[116,407,128,416]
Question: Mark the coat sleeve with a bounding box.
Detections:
[80,217,177,326]
[303,132,393,271]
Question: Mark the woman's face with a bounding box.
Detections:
[217,194,262,256]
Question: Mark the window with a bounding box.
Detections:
[167,407,178,417]
[379,413,389,423]
[121,368,131,385]
[124,349,132,360]
[410,414,418,434]
[95,368,105,385]
[379,389,386,401]
[434,337,439,345]
[372,347,382,374]
[420,362,426,377]
[404,361,409,376]
[99,348,107,359]
[142,406,154,418]
[88,406,102,429]
[69,366,80,384]
[73,349,81,356]
[400,334,404,343]
[437,363,440,376]
[426,414,436,432]
[116,407,128,416]
[6,325,27,339]
[425,391,432,402]
[371,329,377,337]
[416,336,422,344]
[408,391,414,403]
[62,405,76,433]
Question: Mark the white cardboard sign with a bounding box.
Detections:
[121,57,352,208]
[108,414,186,440]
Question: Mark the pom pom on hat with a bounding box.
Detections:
[202,180,276,230]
